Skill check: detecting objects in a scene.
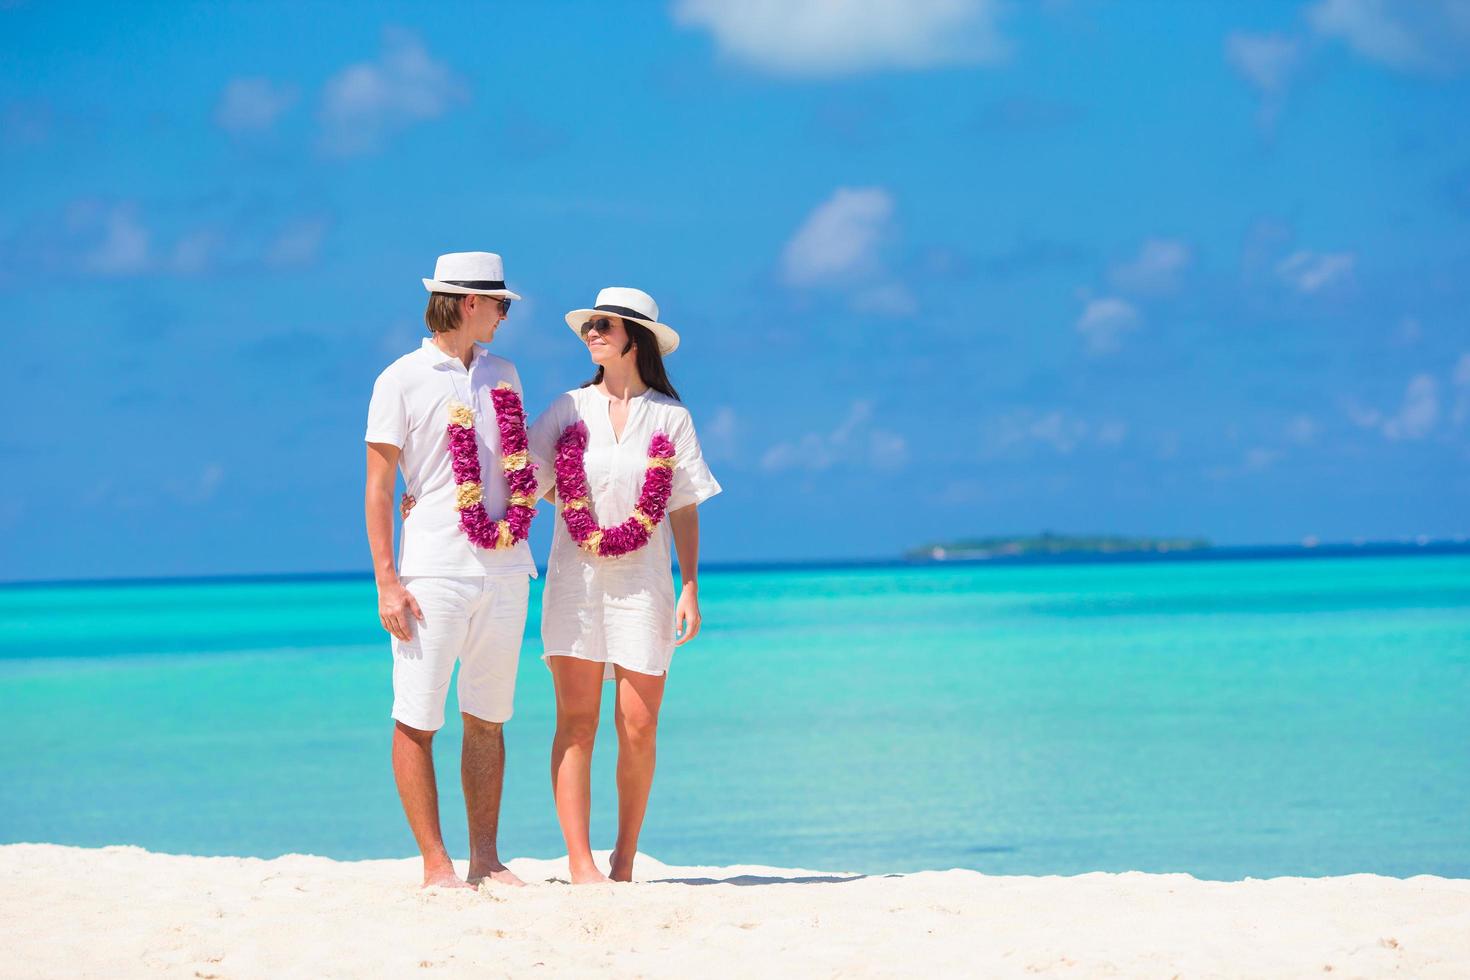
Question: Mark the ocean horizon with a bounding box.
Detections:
[4,537,1468,590]
[3,551,1467,881]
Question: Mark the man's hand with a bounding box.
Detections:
[674,586,701,646]
[400,493,417,520]
[379,580,424,641]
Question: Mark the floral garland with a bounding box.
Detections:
[554,421,676,558]
[446,382,537,549]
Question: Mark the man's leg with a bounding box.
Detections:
[390,576,472,887]
[457,574,531,886]
[391,721,464,888]
[610,666,667,882]
[462,713,523,885]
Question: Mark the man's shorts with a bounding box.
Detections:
[390,573,531,731]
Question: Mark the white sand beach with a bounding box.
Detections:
[3,844,1468,978]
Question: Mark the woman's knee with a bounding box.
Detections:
[616,708,659,748]
[556,709,601,746]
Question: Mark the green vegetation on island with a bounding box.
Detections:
[908,532,1212,561]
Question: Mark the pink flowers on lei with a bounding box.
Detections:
[446,383,537,549]
[554,421,676,558]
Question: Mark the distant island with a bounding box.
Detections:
[908,532,1211,562]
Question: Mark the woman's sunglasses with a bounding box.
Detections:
[580,316,617,338]
[495,298,513,315]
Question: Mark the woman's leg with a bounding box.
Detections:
[548,655,609,884]
[610,666,667,882]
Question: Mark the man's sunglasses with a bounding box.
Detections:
[494,297,513,315]
[580,316,617,338]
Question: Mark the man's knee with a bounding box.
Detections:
[461,711,505,735]
[394,720,437,746]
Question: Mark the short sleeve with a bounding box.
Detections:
[667,408,722,512]
[365,371,407,447]
[529,392,576,501]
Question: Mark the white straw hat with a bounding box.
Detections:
[564,287,680,355]
[422,251,522,300]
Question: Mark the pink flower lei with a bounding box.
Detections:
[554,421,676,558]
[446,383,538,550]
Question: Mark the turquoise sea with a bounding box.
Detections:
[2,555,1467,880]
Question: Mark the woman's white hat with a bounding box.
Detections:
[422,251,522,300]
[565,287,680,355]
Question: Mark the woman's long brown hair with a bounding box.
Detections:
[581,319,681,401]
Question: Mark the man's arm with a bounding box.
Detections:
[366,442,422,640]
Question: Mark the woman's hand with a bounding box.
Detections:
[400,493,416,521]
[674,585,701,646]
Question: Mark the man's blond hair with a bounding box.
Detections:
[425,293,465,334]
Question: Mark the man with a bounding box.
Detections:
[364,251,535,888]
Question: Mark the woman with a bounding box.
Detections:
[528,287,720,883]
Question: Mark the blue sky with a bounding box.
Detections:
[2,0,1468,580]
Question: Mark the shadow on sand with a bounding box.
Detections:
[651,873,886,886]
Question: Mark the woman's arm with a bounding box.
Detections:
[669,503,701,645]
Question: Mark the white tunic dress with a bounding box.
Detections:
[529,386,722,680]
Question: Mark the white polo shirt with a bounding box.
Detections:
[366,338,539,578]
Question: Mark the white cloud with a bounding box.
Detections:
[1226,32,1301,94]
[1306,0,1470,73]
[853,283,918,317]
[760,400,906,472]
[869,429,909,470]
[1455,353,1470,387]
[1206,446,1283,480]
[319,29,465,156]
[1345,400,1382,429]
[169,229,218,274]
[53,199,334,278]
[82,203,150,275]
[216,78,298,134]
[169,463,225,505]
[1225,32,1300,128]
[1244,447,1283,470]
[983,409,1127,455]
[265,216,331,269]
[1109,238,1191,294]
[703,406,740,461]
[1096,420,1128,446]
[1381,374,1439,440]
[1452,353,1470,425]
[672,0,1009,77]
[1075,296,1140,354]
[781,187,894,286]
[1285,414,1319,444]
[1276,250,1355,293]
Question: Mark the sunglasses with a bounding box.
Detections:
[580,316,617,339]
[494,297,513,315]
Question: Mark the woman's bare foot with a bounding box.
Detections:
[568,858,610,884]
[469,862,527,888]
[609,849,636,882]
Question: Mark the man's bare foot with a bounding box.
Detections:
[422,866,471,889]
[609,850,635,882]
[469,862,527,887]
[569,859,610,884]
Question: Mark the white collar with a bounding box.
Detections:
[419,337,483,371]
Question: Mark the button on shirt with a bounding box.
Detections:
[366,339,539,578]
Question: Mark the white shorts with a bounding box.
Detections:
[390,574,530,731]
